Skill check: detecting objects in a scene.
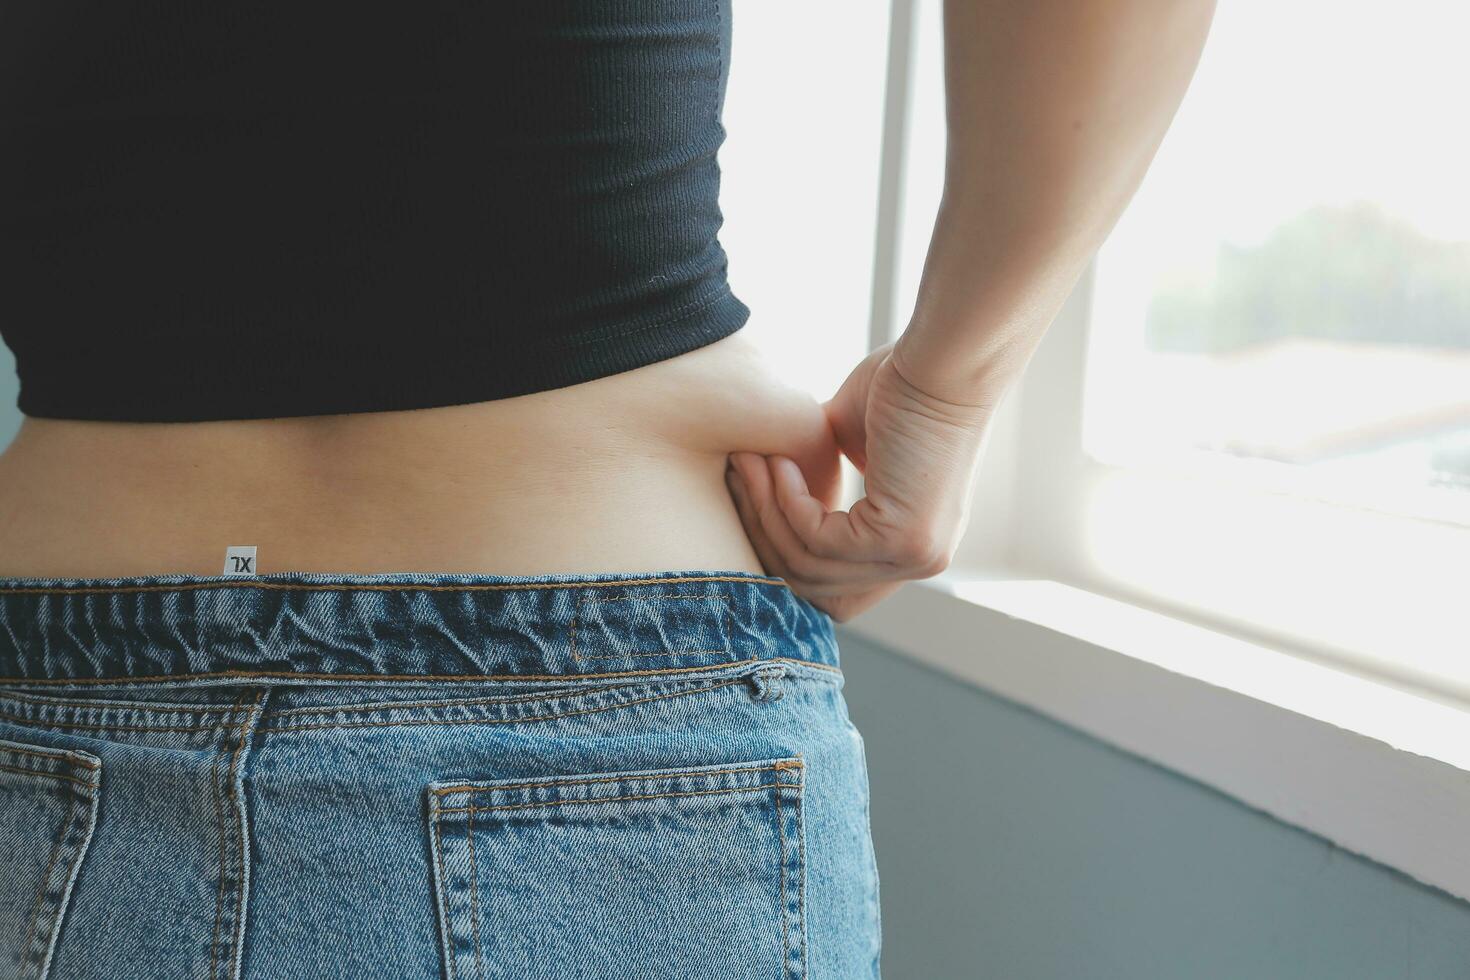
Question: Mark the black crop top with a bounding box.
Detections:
[0,0,749,422]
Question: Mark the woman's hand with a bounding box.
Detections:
[724,340,995,622]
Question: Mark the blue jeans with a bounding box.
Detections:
[0,569,881,979]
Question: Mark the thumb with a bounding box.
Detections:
[822,395,868,474]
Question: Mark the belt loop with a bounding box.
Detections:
[746,663,788,703]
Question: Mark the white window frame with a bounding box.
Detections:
[970,262,1470,703]
[867,0,1469,704]
[845,0,1470,904]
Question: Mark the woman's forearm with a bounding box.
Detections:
[892,0,1218,407]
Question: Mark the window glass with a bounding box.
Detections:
[1086,1,1470,501]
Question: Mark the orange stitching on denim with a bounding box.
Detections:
[19,780,81,973]
[433,760,802,797]
[204,698,232,980]
[431,817,459,980]
[260,668,741,719]
[266,679,746,734]
[567,596,579,660]
[466,806,485,980]
[0,711,227,734]
[209,691,261,980]
[223,691,264,977]
[266,685,595,719]
[795,775,807,978]
[435,784,803,815]
[570,593,733,661]
[208,692,247,980]
[0,574,787,596]
[0,762,97,790]
[0,689,236,717]
[776,775,788,975]
[40,794,93,971]
[0,743,100,771]
[0,663,753,686]
[0,657,840,687]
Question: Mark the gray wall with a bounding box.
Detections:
[837,630,1470,979]
[0,344,18,449]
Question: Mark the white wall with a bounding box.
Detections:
[718,1,892,402]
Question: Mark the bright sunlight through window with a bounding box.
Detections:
[1086,1,1470,517]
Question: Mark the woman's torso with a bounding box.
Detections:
[0,330,839,580]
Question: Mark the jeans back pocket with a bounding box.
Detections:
[0,739,102,980]
[427,756,806,980]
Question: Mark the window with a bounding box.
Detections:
[1087,0,1470,512]
[883,0,1470,700]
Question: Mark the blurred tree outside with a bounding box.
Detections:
[1132,202,1470,488]
[1145,201,1470,354]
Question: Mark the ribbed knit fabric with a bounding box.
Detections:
[0,0,749,421]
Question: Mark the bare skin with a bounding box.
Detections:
[0,329,839,582]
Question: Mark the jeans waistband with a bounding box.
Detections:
[0,569,839,687]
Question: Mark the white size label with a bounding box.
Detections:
[222,546,258,577]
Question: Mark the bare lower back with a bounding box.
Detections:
[0,331,840,580]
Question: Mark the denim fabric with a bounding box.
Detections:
[0,569,881,979]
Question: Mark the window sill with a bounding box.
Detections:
[839,569,1470,903]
